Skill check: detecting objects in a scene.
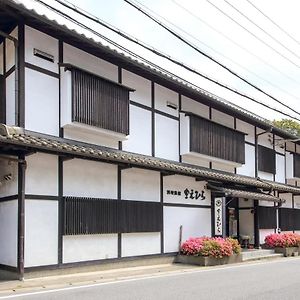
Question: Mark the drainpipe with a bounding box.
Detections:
[0,29,19,125]
[17,155,26,281]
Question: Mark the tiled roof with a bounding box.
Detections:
[0,124,299,195]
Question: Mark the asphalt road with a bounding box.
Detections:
[3,258,300,300]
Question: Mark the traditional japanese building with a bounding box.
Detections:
[1,0,300,278]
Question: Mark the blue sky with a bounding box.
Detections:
[23,0,300,122]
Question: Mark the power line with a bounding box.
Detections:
[224,0,300,62]
[124,0,300,117]
[33,0,300,122]
[206,0,300,69]
[172,0,300,87]
[245,0,300,48]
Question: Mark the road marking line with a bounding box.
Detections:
[0,257,299,299]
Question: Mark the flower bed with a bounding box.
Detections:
[264,233,300,257]
[176,237,242,266]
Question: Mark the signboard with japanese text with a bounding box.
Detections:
[163,175,211,205]
[214,197,223,236]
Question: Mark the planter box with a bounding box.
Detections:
[175,254,242,266]
[274,247,298,257]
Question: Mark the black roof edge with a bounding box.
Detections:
[1,0,299,143]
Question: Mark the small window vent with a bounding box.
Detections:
[33,48,54,63]
[166,101,178,110]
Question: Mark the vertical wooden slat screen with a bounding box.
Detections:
[64,197,162,235]
[71,68,130,135]
[258,206,276,229]
[258,145,276,174]
[0,75,4,124]
[189,114,245,164]
[294,154,300,178]
[279,208,300,231]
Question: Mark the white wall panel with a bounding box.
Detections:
[181,155,210,168]
[122,105,152,155]
[122,70,151,107]
[5,27,17,72]
[238,198,253,208]
[64,43,118,82]
[122,168,160,202]
[64,159,117,198]
[211,109,234,128]
[236,144,255,177]
[63,234,118,263]
[155,114,179,161]
[25,153,58,196]
[259,200,274,207]
[25,200,58,267]
[257,131,273,149]
[25,68,59,136]
[259,229,274,244]
[0,43,3,75]
[163,175,211,206]
[280,193,293,208]
[274,135,285,154]
[0,160,17,197]
[25,26,58,73]
[236,119,255,144]
[258,171,273,181]
[294,196,300,209]
[154,84,178,117]
[181,96,209,118]
[180,113,189,155]
[211,161,235,173]
[6,71,15,126]
[64,127,119,149]
[0,200,17,267]
[121,232,160,257]
[275,154,285,183]
[164,207,211,253]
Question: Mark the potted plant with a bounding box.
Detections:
[264,232,300,257]
[176,237,242,266]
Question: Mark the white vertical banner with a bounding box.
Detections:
[214,197,223,236]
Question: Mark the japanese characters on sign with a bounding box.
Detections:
[166,188,206,201]
[214,197,223,236]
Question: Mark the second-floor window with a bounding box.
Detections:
[69,66,132,135]
[258,145,276,174]
[189,114,245,164]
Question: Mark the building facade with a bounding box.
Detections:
[1,0,300,278]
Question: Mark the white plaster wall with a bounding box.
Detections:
[258,171,274,181]
[25,26,58,73]
[164,207,211,253]
[211,161,235,173]
[275,154,285,183]
[25,200,58,267]
[25,68,59,136]
[294,196,300,209]
[163,175,211,206]
[122,105,152,155]
[280,193,293,208]
[239,210,254,244]
[0,200,17,267]
[286,141,295,153]
[260,229,274,245]
[63,234,118,263]
[0,43,3,75]
[5,27,17,72]
[181,96,209,118]
[259,200,274,207]
[236,119,255,144]
[60,68,72,127]
[121,232,160,257]
[64,159,117,198]
[122,70,151,107]
[122,168,160,202]
[64,43,118,82]
[285,152,294,179]
[257,132,273,149]
[6,71,15,126]
[239,198,253,208]
[180,113,189,155]
[211,109,234,128]
[25,153,58,196]
[236,144,255,177]
[274,135,285,154]
[0,160,17,197]
[63,127,119,149]
[297,144,300,154]
[155,114,179,161]
[154,84,178,117]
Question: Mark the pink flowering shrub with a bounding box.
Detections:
[265,233,300,248]
[181,237,241,258]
